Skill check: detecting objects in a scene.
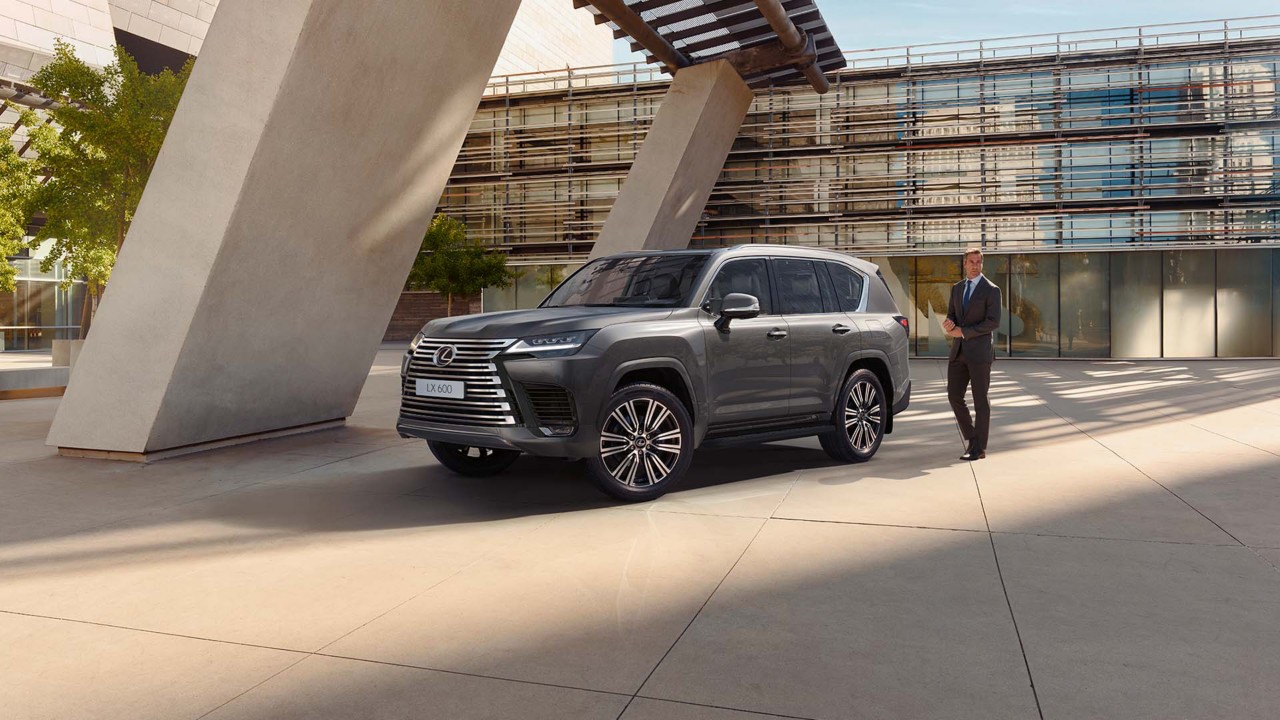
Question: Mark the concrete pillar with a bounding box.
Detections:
[589,60,753,259]
[47,0,523,458]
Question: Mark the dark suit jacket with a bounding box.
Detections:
[946,275,1002,364]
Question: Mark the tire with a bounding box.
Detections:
[428,441,521,477]
[819,368,887,463]
[587,382,694,502]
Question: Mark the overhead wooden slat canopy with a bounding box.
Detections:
[575,0,846,92]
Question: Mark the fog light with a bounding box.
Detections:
[540,425,575,437]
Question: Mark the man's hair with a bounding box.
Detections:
[963,247,984,261]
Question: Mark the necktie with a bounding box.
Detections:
[962,279,974,312]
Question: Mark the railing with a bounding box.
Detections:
[482,15,1280,96]
[844,15,1280,70]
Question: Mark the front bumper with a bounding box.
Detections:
[398,347,606,459]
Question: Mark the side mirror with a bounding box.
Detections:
[714,292,760,332]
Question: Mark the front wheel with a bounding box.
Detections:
[819,369,886,463]
[428,441,521,477]
[586,382,693,502]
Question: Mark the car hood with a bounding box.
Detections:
[421,306,674,339]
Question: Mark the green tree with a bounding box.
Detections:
[19,41,192,336]
[0,106,39,293]
[406,213,517,316]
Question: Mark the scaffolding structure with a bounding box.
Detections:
[440,15,1280,263]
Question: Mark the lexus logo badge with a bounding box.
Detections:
[432,345,457,367]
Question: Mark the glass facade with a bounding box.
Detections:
[0,242,84,352]
[866,249,1278,359]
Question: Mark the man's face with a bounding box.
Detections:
[964,253,983,280]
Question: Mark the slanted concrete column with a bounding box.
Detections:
[47,0,523,458]
[589,60,753,259]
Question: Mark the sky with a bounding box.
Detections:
[613,1,1275,64]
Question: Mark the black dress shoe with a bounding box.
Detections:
[960,444,986,461]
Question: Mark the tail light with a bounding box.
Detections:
[893,315,909,334]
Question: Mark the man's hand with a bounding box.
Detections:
[943,318,962,337]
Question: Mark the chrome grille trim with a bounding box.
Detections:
[401,337,519,426]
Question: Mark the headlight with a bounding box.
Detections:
[404,331,427,376]
[408,331,427,353]
[505,330,597,358]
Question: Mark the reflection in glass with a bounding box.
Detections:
[914,256,960,357]
[1274,250,1280,358]
[1216,250,1272,357]
[1009,254,1058,356]
[984,254,1010,358]
[1163,250,1215,357]
[1112,252,1161,357]
[1059,253,1110,357]
[516,264,547,309]
[482,282,517,313]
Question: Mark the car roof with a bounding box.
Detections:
[604,245,878,274]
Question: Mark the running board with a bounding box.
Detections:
[698,424,833,449]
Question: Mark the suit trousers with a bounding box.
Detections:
[947,347,992,451]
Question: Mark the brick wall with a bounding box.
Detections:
[383,291,482,343]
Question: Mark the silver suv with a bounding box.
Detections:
[397,245,911,501]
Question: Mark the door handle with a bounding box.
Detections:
[766,328,788,340]
[832,324,853,335]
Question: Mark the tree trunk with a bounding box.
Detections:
[446,292,453,317]
[78,282,97,339]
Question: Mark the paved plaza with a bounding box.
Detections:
[2,349,1278,719]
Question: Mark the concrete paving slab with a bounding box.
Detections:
[613,444,821,519]
[0,486,552,651]
[995,533,1280,720]
[327,509,764,694]
[1082,424,1280,548]
[205,654,628,720]
[5,356,1280,719]
[974,437,1235,544]
[641,520,1036,719]
[771,374,991,531]
[622,697,795,719]
[0,611,298,720]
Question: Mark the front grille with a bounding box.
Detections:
[522,383,576,428]
[401,338,518,426]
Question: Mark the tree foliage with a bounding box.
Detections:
[11,41,192,332]
[0,106,39,293]
[406,213,517,315]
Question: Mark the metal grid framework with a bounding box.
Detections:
[441,16,1280,263]
[575,0,846,87]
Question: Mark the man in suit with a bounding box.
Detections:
[943,248,1002,461]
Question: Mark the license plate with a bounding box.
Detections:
[415,378,465,399]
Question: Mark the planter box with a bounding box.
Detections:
[52,339,86,369]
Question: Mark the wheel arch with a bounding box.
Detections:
[839,351,895,434]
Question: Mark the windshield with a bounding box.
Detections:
[542,254,709,308]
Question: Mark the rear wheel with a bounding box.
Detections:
[428,441,521,477]
[819,369,886,463]
[586,383,693,502]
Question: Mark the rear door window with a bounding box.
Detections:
[774,259,825,315]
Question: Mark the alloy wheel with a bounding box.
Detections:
[599,398,683,487]
[844,379,883,453]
